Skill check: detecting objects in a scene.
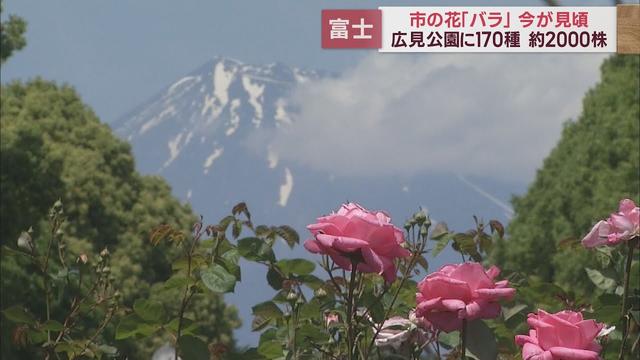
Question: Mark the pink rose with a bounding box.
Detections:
[515,310,604,360]
[304,203,411,282]
[415,263,515,332]
[582,198,639,248]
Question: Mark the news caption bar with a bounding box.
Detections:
[321,5,640,53]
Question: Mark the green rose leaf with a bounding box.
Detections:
[274,225,299,248]
[115,314,158,339]
[432,235,451,257]
[257,340,283,358]
[430,222,449,240]
[252,301,283,319]
[220,248,242,281]
[276,259,315,276]
[41,319,64,331]
[585,268,617,291]
[133,299,164,323]
[201,264,236,293]
[178,335,209,360]
[466,319,498,360]
[162,274,190,291]
[503,304,527,321]
[251,315,271,332]
[295,323,327,347]
[2,305,36,325]
[238,237,276,262]
[267,266,284,290]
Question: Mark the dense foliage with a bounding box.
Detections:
[0,80,239,358]
[492,55,640,295]
[0,0,27,63]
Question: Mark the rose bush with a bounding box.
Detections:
[415,262,515,332]
[5,200,637,359]
[515,310,605,360]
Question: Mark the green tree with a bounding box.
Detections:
[492,55,640,295]
[0,79,240,358]
[0,0,27,63]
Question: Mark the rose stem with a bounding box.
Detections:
[460,318,467,359]
[619,237,637,360]
[346,259,358,360]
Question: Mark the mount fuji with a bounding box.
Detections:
[113,56,525,345]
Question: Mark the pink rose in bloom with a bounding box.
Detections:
[304,203,411,282]
[415,263,515,332]
[582,198,640,248]
[515,310,604,360]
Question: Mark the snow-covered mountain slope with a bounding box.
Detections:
[114,57,525,345]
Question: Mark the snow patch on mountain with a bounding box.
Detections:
[213,61,235,105]
[274,98,291,125]
[293,68,311,83]
[226,99,241,136]
[278,168,293,207]
[168,76,201,95]
[267,147,279,169]
[203,147,224,174]
[201,61,236,122]
[163,132,184,168]
[141,105,176,135]
[242,75,265,127]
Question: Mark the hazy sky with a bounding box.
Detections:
[0,0,630,123]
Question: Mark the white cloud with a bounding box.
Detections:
[263,53,606,182]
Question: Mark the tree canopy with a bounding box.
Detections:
[492,55,640,294]
[0,79,240,358]
[0,0,27,63]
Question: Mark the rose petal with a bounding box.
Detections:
[575,319,603,348]
[449,263,494,291]
[581,220,609,248]
[417,275,472,301]
[306,222,342,236]
[521,342,546,360]
[425,312,462,333]
[548,347,600,360]
[475,287,516,301]
[486,265,501,280]
[618,199,637,215]
[463,300,501,320]
[610,213,633,233]
[303,239,322,253]
[360,247,384,274]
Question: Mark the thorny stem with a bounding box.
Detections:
[327,262,346,300]
[175,224,202,360]
[461,318,467,359]
[78,306,116,357]
[346,259,358,360]
[42,215,62,357]
[289,301,301,360]
[618,237,637,360]
[365,229,427,357]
